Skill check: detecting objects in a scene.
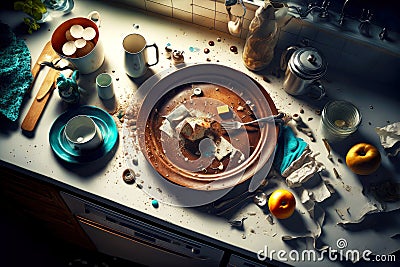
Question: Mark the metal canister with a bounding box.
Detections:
[280,46,327,99]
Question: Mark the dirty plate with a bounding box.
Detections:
[136,63,278,190]
[49,105,118,163]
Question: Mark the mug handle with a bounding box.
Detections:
[145,43,159,67]
[87,11,101,27]
[307,81,326,100]
[280,45,299,71]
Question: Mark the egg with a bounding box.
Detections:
[75,40,95,58]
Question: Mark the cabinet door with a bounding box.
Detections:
[0,166,95,250]
[77,216,223,267]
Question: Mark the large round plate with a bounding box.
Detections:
[137,63,278,190]
[49,105,118,163]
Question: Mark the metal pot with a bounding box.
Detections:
[280,46,327,100]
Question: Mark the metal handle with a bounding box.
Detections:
[146,43,159,67]
[307,81,326,100]
[280,45,299,71]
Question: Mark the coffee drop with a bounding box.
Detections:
[230,46,238,53]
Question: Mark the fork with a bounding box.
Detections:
[220,113,285,130]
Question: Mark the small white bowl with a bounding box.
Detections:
[64,115,103,151]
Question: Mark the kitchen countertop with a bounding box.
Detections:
[1,1,399,266]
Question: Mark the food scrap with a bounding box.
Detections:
[217,104,230,115]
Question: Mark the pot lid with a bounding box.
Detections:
[290,47,327,79]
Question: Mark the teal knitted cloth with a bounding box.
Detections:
[0,22,33,121]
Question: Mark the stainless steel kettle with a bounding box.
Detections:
[280,46,327,100]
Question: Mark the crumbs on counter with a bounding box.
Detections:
[204,48,210,54]
[262,76,271,83]
[122,168,135,184]
[229,217,247,228]
[208,40,215,46]
[333,167,341,179]
[335,208,345,220]
[266,214,274,225]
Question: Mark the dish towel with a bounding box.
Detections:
[274,125,324,187]
[0,22,33,121]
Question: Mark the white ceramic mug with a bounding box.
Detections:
[96,73,114,100]
[64,115,103,151]
[51,11,104,74]
[123,33,159,78]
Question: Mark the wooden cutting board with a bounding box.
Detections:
[21,42,59,132]
[29,41,55,92]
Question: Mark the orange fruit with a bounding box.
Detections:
[346,143,381,175]
[268,189,296,219]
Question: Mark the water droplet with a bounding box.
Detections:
[151,199,159,208]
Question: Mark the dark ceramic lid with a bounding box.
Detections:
[290,47,327,79]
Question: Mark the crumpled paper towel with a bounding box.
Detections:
[338,180,400,226]
[282,146,325,188]
[375,122,400,156]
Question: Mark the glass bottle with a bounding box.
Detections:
[242,2,279,71]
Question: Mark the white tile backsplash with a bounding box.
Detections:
[193,0,214,9]
[114,0,399,85]
[147,0,173,7]
[193,5,215,19]
[173,8,193,22]
[172,0,192,11]
[146,1,173,17]
[215,10,228,22]
[193,14,214,28]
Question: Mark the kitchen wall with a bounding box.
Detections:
[111,0,399,86]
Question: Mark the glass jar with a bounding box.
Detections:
[320,100,362,142]
[39,0,74,22]
[242,2,278,71]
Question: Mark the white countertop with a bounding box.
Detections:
[1,1,399,266]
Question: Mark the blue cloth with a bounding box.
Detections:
[274,125,308,175]
[0,22,33,121]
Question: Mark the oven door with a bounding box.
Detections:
[61,192,224,267]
